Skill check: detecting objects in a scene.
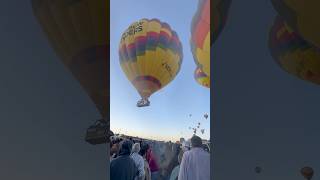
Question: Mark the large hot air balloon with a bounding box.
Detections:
[194,67,210,88]
[119,19,183,107]
[31,0,109,144]
[212,0,232,44]
[301,166,314,180]
[191,0,210,77]
[269,16,320,85]
[271,0,320,48]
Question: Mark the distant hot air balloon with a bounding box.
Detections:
[191,0,210,77]
[212,0,232,44]
[189,114,192,117]
[269,16,320,85]
[119,19,183,107]
[255,166,262,174]
[301,166,314,180]
[204,113,208,119]
[31,0,109,145]
[194,67,210,88]
[271,0,320,48]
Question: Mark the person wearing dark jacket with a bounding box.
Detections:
[110,140,139,180]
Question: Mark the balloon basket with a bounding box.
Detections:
[85,119,110,145]
[136,98,150,107]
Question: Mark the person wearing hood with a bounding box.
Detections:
[131,143,146,180]
[178,135,210,180]
[140,144,152,180]
[110,140,138,180]
[170,150,184,180]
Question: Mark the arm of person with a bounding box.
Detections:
[178,153,188,180]
[137,157,146,179]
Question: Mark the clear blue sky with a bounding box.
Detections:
[110,0,210,141]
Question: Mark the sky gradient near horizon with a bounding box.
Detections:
[110,0,210,142]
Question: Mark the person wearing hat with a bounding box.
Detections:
[178,135,210,180]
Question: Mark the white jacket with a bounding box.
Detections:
[131,152,145,180]
[178,147,210,180]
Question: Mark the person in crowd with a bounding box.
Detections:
[178,135,210,180]
[202,143,210,153]
[110,139,121,161]
[170,150,184,180]
[169,143,182,171]
[131,143,146,180]
[161,142,177,179]
[139,145,152,180]
[110,140,138,180]
[182,140,191,152]
[146,144,160,180]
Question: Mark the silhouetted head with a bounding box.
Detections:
[191,135,202,148]
[118,140,133,156]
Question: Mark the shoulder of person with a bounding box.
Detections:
[182,150,191,157]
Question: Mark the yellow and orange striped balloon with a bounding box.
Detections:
[271,0,320,48]
[119,19,183,101]
[191,0,210,77]
[269,16,320,85]
[194,67,210,88]
[32,0,108,118]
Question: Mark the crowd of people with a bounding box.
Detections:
[109,135,210,180]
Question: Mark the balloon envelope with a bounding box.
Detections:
[204,113,208,119]
[191,0,210,77]
[269,16,320,85]
[255,166,262,174]
[271,0,320,48]
[119,18,183,102]
[194,67,210,88]
[301,166,314,180]
[212,0,232,44]
[32,0,108,118]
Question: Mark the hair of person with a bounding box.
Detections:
[118,139,133,156]
[139,148,147,157]
[191,135,203,148]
